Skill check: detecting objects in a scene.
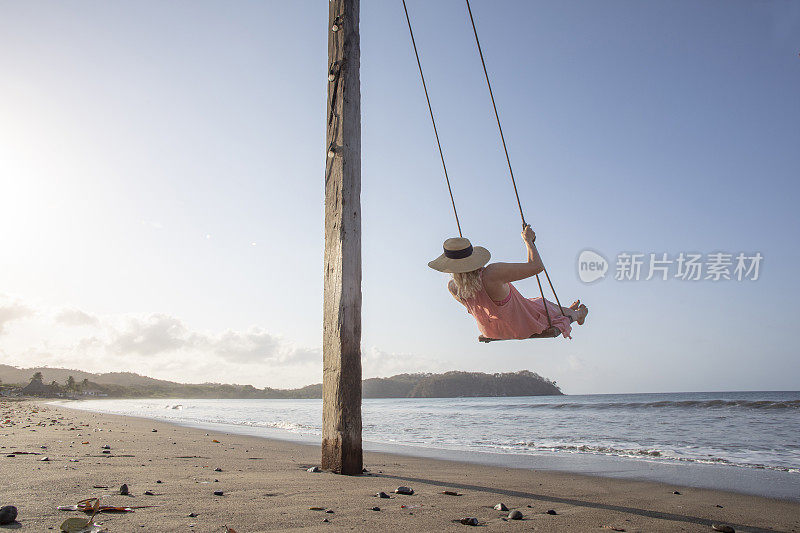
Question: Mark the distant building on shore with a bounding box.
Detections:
[81,389,108,397]
[20,379,59,398]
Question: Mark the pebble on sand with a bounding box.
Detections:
[307,466,321,473]
[672,491,681,495]
[375,492,390,499]
[120,484,129,495]
[213,491,224,496]
[712,525,735,533]
[394,486,414,495]
[144,491,154,496]
[546,509,558,515]
[0,506,18,526]
[508,510,523,520]
[459,517,479,526]
[493,503,509,511]
[214,467,223,472]
[370,507,380,511]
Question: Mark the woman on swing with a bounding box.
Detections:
[429,225,588,340]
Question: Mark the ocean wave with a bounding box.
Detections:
[504,441,799,473]
[471,399,800,411]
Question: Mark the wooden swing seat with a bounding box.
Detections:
[478,326,561,343]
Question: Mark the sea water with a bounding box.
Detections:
[54,391,800,499]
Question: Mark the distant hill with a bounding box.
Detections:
[0,364,562,398]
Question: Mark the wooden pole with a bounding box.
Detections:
[322,0,362,475]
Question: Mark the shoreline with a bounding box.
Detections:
[2,399,799,532]
[53,398,800,502]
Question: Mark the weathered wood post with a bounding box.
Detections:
[322,0,362,475]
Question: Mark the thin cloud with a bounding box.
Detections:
[55,308,100,327]
[0,299,33,334]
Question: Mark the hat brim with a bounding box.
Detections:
[428,246,491,274]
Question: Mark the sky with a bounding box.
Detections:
[0,0,798,393]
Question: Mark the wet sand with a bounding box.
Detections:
[1,399,798,532]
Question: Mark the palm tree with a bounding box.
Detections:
[32,371,43,383]
[66,375,76,391]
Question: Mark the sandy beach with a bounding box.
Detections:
[1,399,798,532]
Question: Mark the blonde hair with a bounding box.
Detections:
[452,268,483,300]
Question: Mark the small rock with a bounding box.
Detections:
[672,491,681,495]
[715,504,723,508]
[120,484,129,495]
[376,492,390,499]
[322,518,329,523]
[460,517,479,526]
[152,429,158,432]
[494,503,509,511]
[325,509,334,513]
[188,513,198,517]
[441,490,461,496]
[546,509,558,515]
[40,456,49,461]
[102,450,111,454]
[0,505,18,525]
[307,466,321,473]
[214,467,223,472]
[144,491,154,496]
[711,525,735,533]
[156,480,162,484]
[101,445,111,450]
[508,510,523,520]
[214,479,219,482]
[213,490,224,496]
[370,507,380,511]
[395,486,414,495]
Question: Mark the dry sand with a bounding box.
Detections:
[1,399,798,532]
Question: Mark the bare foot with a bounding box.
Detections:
[569,299,581,310]
[576,304,588,325]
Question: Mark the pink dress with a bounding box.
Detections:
[458,275,572,340]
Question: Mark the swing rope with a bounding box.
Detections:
[465,0,525,229]
[401,0,463,238]
[465,0,566,321]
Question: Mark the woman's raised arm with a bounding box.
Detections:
[482,225,545,285]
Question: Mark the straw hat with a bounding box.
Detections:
[428,237,491,274]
